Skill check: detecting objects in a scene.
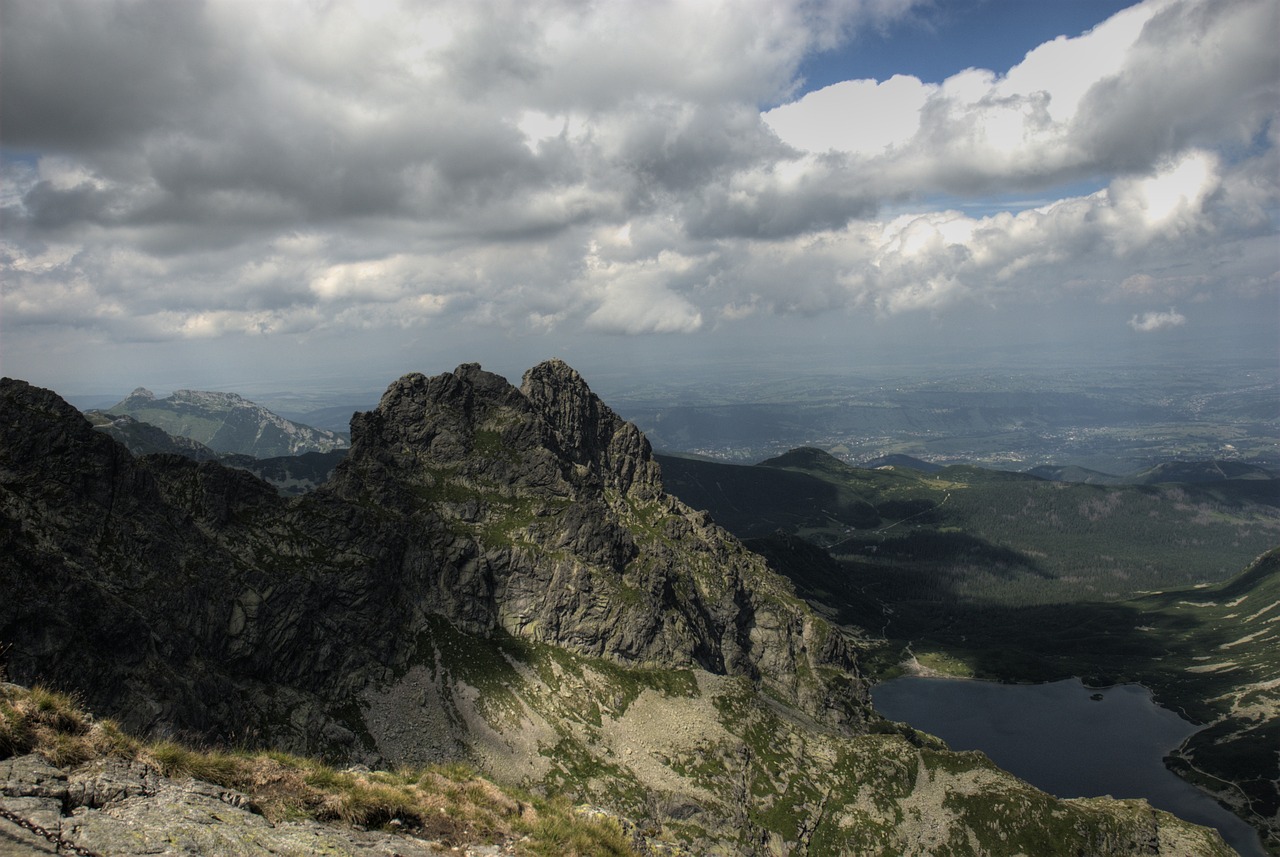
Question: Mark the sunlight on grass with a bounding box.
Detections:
[0,683,640,856]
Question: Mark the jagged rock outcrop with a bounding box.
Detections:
[321,361,860,716]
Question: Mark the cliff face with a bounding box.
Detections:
[1,363,859,750]
[324,362,858,705]
[0,365,1235,855]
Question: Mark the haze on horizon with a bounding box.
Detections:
[1,0,1277,398]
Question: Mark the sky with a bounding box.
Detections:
[1,0,1277,397]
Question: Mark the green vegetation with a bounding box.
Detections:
[662,448,1278,604]
[0,682,639,856]
[757,536,1280,851]
[665,448,1277,848]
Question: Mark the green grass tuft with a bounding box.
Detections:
[0,683,640,856]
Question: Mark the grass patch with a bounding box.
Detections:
[0,682,640,856]
[523,800,636,857]
[913,650,974,678]
[0,684,137,767]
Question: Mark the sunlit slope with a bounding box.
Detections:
[1139,550,1280,847]
[104,387,349,457]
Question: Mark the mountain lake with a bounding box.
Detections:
[871,676,1265,857]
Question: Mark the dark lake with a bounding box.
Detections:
[872,676,1265,857]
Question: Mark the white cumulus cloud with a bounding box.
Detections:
[1128,308,1187,332]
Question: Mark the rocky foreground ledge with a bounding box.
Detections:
[1,752,459,857]
[0,682,669,857]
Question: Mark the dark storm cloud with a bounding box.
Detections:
[19,180,117,229]
[0,0,230,151]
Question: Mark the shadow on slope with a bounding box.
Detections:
[751,536,1280,850]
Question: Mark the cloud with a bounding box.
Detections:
[1128,308,1187,332]
[580,246,706,335]
[0,0,1275,378]
[765,0,1279,192]
[761,75,930,155]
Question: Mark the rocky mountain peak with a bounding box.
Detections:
[521,359,661,499]
[0,370,1242,856]
[340,361,660,505]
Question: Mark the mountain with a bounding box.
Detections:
[102,387,349,458]
[654,450,881,538]
[85,410,222,460]
[87,409,347,495]
[656,446,1279,849]
[226,448,350,495]
[1025,464,1125,484]
[1141,550,1280,848]
[659,447,1280,604]
[1135,459,1278,484]
[860,454,944,473]
[0,366,1237,855]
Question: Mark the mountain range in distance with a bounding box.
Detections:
[1,362,1260,856]
[75,375,1280,485]
[95,386,350,459]
[603,359,1280,476]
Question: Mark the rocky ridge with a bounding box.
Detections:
[0,363,1237,855]
[1,751,454,857]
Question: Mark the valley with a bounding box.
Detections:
[1,363,1261,855]
[607,359,1278,476]
[656,450,1279,853]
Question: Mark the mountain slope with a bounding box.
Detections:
[103,386,349,457]
[0,367,1236,855]
[658,447,1280,849]
[659,447,1280,603]
[85,410,222,460]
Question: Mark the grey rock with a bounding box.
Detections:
[0,754,447,857]
[0,367,1235,856]
[1,365,860,758]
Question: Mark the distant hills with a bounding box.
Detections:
[86,402,349,495]
[99,387,349,458]
[1134,459,1278,484]
[612,364,1280,474]
[85,411,222,460]
[860,453,944,473]
[657,447,1280,604]
[1027,459,1278,486]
